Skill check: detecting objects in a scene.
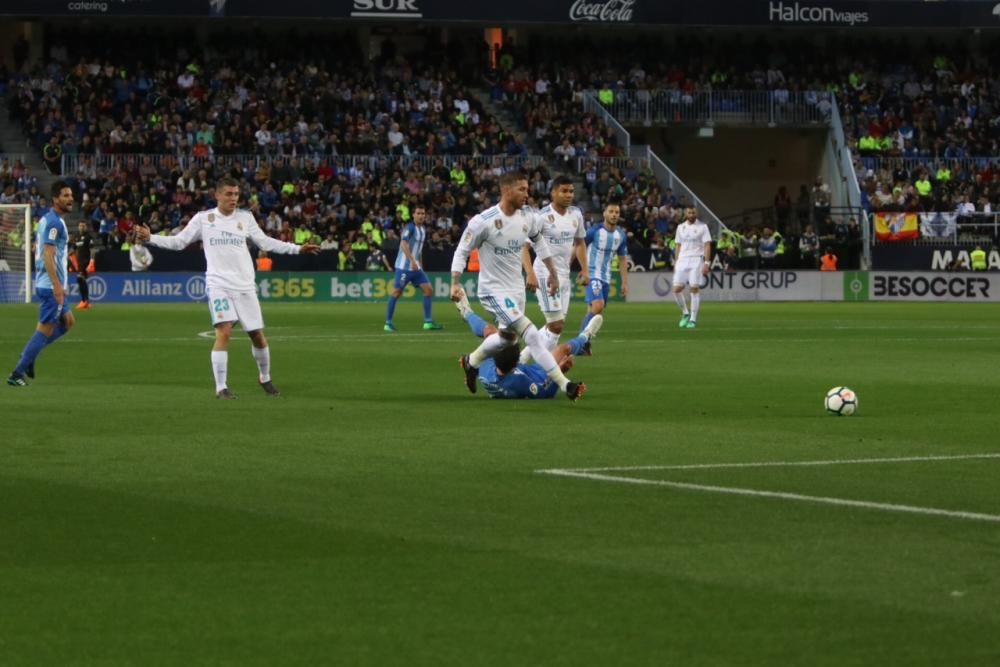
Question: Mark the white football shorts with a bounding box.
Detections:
[479,291,528,332]
[672,258,707,288]
[532,267,572,322]
[207,287,264,332]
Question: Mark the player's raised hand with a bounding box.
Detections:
[546,272,559,296]
[525,270,539,292]
[134,224,151,243]
[299,243,321,255]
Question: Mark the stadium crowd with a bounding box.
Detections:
[2,28,560,267]
[5,30,1000,270]
[489,35,1000,214]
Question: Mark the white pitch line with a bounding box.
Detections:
[537,469,1000,523]
[543,452,1000,474]
[609,336,1000,344]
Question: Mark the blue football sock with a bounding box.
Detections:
[579,311,594,333]
[567,334,588,356]
[385,295,398,323]
[45,322,68,346]
[14,331,49,376]
[422,295,433,321]
[464,312,488,337]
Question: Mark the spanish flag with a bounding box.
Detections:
[875,213,919,241]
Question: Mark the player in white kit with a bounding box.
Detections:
[136,177,320,398]
[450,171,585,401]
[520,175,588,364]
[672,207,713,329]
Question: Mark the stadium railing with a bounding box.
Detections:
[594,90,833,127]
[641,145,728,239]
[829,94,870,267]
[859,156,1000,174]
[574,156,649,174]
[581,92,632,154]
[62,153,549,177]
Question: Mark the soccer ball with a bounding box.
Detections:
[825,386,858,416]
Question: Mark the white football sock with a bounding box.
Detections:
[469,332,509,367]
[673,291,689,315]
[211,350,228,392]
[252,345,271,383]
[524,325,569,391]
[690,292,701,322]
[542,325,561,350]
[518,346,534,365]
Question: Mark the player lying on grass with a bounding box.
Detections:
[453,287,602,399]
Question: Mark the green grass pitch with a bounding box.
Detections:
[3,299,1000,665]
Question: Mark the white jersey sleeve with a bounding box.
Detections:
[574,210,586,240]
[526,210,553,262]
[699,224,712,245]
[146,215,203,250]
[247,217,301,255]
[450,214,490,275]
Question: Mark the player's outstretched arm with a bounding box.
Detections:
[248,218,318,255]
[143,217,203,251]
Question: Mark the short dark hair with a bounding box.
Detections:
[499,171,527,188]
[551,175,574,190]
[51,180,72,199]
[494,344,521,374]
[215,176,240,191]
[412,204,426,214]
[604,199,621,209]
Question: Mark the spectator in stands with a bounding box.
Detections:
[739,227,758,269]
[811,178,831,227]
[820,247,838,271]
[758,227,781,269]
[799,224,819,269]
[774,186,792,232]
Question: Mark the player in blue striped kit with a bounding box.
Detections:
[579,201,630,334]
[452,287,601,399]
[8,181,76,386]
[384,205,443,332]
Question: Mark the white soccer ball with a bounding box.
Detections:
[825,386,858,416]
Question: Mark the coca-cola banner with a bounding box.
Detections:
[3,0,999,27]
[569,0,636,23]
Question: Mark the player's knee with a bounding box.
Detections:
[690,288,700,294]
[249,331,266,347]
[421,284,433,296]
[214,325,233,342]
[390,288,403,298]
[673,286,684,294]
[591,301,605,315]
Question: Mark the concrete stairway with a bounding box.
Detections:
[0,95,61,199]
[473,90,595,214]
